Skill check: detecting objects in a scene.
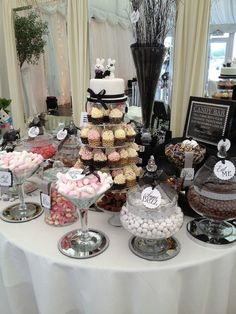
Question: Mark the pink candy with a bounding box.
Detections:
[45,187,78,227]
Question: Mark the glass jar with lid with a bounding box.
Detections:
[120,183,183,260]
[187,151,236,245]
[54,121,80,167]
[42,166,78,226]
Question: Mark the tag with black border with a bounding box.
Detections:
[0,170,13,187]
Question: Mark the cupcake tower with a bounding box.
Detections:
[79,59,142,191]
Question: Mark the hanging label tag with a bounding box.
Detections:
[40,192,51,209]
[28,126,39,138]
[217,139,231,152]
[57,129,68,140]
[139,145,145,152]
[141,187,161,209]
[180,168,194,180]
[80,112,88,127]
[66,168,85,181]
[182,139,198,148]
[0,170,13,187]
[214,160,235,180]
[130,10,140,23]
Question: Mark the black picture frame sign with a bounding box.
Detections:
[184,97,235,146]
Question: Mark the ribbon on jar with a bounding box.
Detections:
[82,165,101,182]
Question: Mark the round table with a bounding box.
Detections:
[0,194,236,314]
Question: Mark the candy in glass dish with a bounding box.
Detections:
[187,140,236,245]
[165,138,206,169]
[54,121,80,167]
[120,183,183,261]
[0,151,44,222]
[42,166,78,227]
[57,167,113,258]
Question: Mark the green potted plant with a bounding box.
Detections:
[14,10,48,68]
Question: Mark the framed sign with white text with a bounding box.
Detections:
[184,97,236,146]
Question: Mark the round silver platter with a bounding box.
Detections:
[129,236,181,261]
[0,202,43,223]
[186,218,236,246]
[58,228,109,259]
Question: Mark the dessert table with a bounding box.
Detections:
[0,194,236,314]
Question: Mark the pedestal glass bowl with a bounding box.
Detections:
[0,152,44,222]
[165,142,206,169]
[120,184,183,261]
[187,156,236,245]
[57,169,112,258]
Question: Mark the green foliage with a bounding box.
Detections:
[0,98,11,113]
[14,11,48,68]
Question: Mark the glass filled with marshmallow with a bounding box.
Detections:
[0,151,44,222]
[120,183,183,261]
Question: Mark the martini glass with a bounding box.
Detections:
[1,164,43,222]
[58,185,112,259]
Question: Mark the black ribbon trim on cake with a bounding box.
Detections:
[87,88,108,110]
[87,88,127,105]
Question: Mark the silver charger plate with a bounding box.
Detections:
[0,202,43,223]
[186,218,236,246]
[129,236,181,261]
[58,228,109,259]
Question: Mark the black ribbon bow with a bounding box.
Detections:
[87,88,108,110]
[82,165,101,182]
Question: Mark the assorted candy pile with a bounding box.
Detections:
[45,187,77,226]
[32,144,56,159]
[56,168,113,199]
[0,151,43,174]
[120,206,183,239]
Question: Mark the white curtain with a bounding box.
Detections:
[210,0,236,33]
[1,0,26,133]
[170,0,211,137]
[67,0,89,126]
[89,19,135,84]
[41,1,70,106]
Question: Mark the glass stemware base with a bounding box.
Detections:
[129,236,181,261]
[58,228,109,258]
[187,218,236,245]
[0,202,43,222]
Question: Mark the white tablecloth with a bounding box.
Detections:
[0,194,236,314]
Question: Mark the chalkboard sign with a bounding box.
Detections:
[184,97,235,146]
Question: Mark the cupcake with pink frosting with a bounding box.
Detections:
[88,129,101,147]
[108,151,121,168]
[80,147,93,165]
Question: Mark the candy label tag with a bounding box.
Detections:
[180,168,195,180]
[0,170,13,187]
[40,192,51,209]
[217,139,231,152]
[182,139,198,148]
[131,10,140,23]
[80,112,88,127]
[214,160,235,180]
[141,187,161,209]
[28,126,39,138]
[139,145,145,152]
[66,168,85,181]
[57,129,68,140]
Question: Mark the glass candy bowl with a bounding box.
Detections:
[120,184,183,261]
[165,141,206,169]
[57,168,113,258]
[187,156,236,245]
[0,151,44,222]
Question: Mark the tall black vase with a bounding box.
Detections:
[131,44,166,129]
